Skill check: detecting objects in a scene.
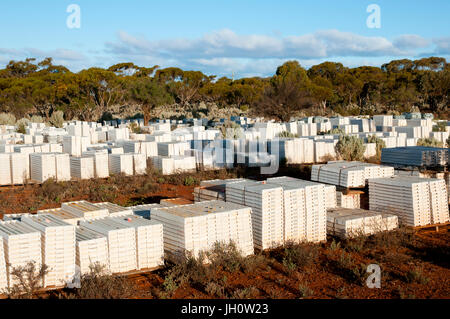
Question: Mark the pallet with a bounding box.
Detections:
[414,221,450,232]
[116,266,162,278]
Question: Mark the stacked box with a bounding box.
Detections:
[92,202,133,217]
[62,201,109,220]
[151,200,254,258]
[22,214,76,287]
[226,181,284,249]
[37,207,84,226]
[109,215,164,269]
[79,218,137,273]
[336,192,360,209]
[327,208,398,238]
[109,153,133,175]
[369,176,449,226]
[0,237,7,290]
[70,156,95,179]
[266,177,327,243]
[0,221,42,288]
[76,226,109,275]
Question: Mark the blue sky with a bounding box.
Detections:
[0,0,449,77]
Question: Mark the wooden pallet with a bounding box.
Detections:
[414,221,450,232]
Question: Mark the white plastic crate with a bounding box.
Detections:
[21,214,76,288]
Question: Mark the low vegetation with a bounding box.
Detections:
[336,134,366,161]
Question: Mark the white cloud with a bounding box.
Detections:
[433,37,450,54]
[0,29,447,77]
[393,35,430,50]
[107,29,413,60]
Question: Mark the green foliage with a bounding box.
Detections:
[335,135,366,161]
[367,135,386,158]
[183,176,197,186]
[277,131,299,138]
[70,263,136,299]
[416,137,444,148]
[49,110,64,128]
[219,120,243,139]
[0,57,449,121]
[432,121,447,132]
[30,115,44,123]
[330,127,345,135]
[15,118,29,134]
[2,261,49,299]
[0,112,16,125]
[128,122,142,134]
[282,242,319,274]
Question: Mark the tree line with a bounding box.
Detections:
[0,56,448,123]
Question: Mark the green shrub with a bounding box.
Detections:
[277,131,299,138]
[417,137,443,148]
[335,134,366,161]
[70,263,136,299]
[2,261,49,299]
[30,115,44,123]
[330,127,345,135]
[49,110,65,128]
[367,135,386,158]
[282,242,319,274]
[16,118,29,134]
[0,112,16,125]
[432,121,447,132]
[183,176,197,186]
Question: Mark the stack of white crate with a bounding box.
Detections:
[157,142,190,157]
[62,201,109,220]
[151,200,254,258]
[369,176,449,226]
[314,140,337,162]
[130,203,164,219]
[132,153,147,175]
[173,155,196,172]
[193,179,247,202]
[22,214,76,287]
[327,208,398,238]
[266,177,327,243]
[109,215,164,270]
[150,205,208,258]
[70,156,95,179]
[84,151,109,178]
[30,153,57,183]
[10,153,29,184]
[151,156,175,175]
[37,207,84,226]
[63,135,89,156]
[93,202,133,217]
[55,153,71,181]
[79,218,137,273]
[109,153,134,175]
[0,237,7,290]
[75,226,109,275]
[0,221,42,288]
[0,153,12,185]
[311,161,394,187]
[226,180,284,249]
[123,141,158,158]
[446,173,450,204]
[336,192,361,209]
[428,179,450,224]
[324,185,337,208]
